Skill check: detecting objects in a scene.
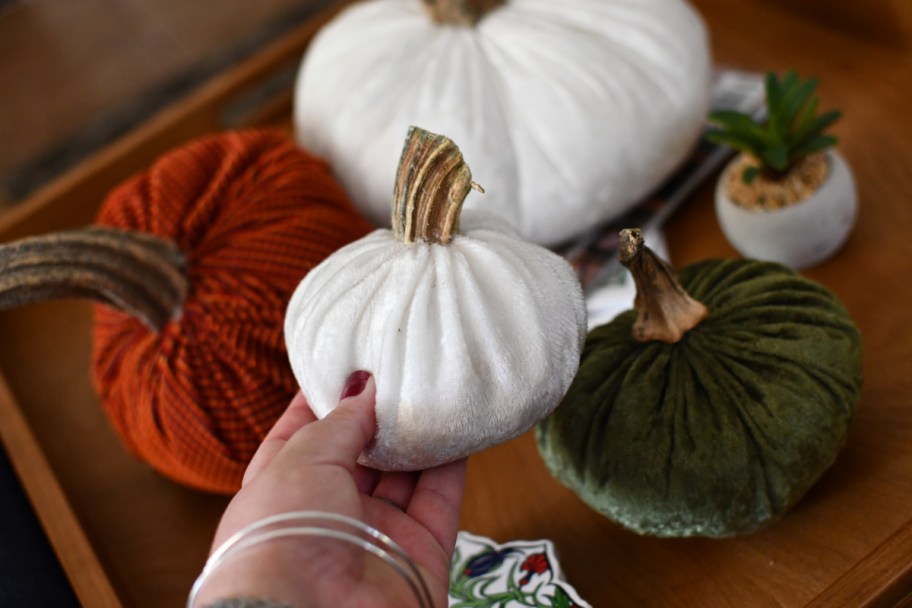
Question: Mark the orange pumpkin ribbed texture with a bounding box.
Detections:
[91,129,372,494]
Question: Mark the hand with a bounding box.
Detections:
[196,372,468,607]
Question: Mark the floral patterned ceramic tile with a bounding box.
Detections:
[449,531,591,607]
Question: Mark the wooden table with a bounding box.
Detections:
[1,1,910,606]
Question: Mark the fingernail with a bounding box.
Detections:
[340,370,371,401]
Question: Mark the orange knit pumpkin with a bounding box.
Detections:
[70,130,368,493]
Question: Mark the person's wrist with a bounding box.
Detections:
[188,512,433,608]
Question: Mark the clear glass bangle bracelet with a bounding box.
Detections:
[187,511,433,608]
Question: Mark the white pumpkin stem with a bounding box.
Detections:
[619,228,708,344]
[392,126,480,245]
[0,227,187,331]
[422,0,505,26]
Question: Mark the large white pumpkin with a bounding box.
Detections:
[285,127,587,470]
[293,0,712,246]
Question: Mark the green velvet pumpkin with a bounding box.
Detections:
[536,229,863,538]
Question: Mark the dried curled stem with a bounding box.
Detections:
[0,227,187,331]
[392,126,482,245]
[619,228,708,343]
[422,0,506,26]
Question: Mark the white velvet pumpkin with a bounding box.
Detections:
[284,127,587,470]
[293,0,712,247]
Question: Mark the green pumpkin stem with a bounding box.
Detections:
[422,0,505,26]
[392,126,483,245]
[619,228,708,344]
[0,227,187,331]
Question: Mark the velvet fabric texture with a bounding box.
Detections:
[285,211,588,470]
[293,0,711,247]
[536,258,863,537]
[92,129,372,493]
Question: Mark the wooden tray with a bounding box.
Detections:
[2,1,912,606]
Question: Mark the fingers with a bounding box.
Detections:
[244,372,379,487]
[279,373,378,475]
[407,457,469,553]
[267,391,319,441]
[242,391,317,486]
[371,471,420,512]
[352,463,382,497]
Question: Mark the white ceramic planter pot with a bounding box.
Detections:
[714,150,857,270]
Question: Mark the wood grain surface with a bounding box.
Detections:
[1,1,911,607]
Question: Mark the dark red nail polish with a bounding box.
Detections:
[340,370,370,400]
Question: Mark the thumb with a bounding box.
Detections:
[283,371,377,471]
